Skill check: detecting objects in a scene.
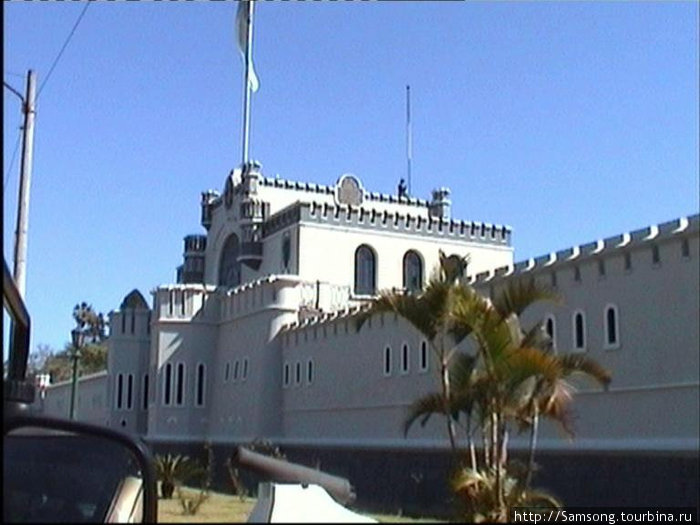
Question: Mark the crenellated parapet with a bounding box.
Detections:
[219,275,356,323]
[152,284,219,322]
[259,175,431,209]
[261,201,512,245]
[469,214,699,285]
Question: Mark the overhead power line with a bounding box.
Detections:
[4,124,22,192]
[37,1,91,100]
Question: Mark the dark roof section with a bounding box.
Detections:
[120,289,149,310]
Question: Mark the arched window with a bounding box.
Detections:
[219,233,242,288]
[573,310,586,351]
[419,341,429,372]
[544,315,556,351]
[401,343,410,374]
[354,245,376,295]
[604,304,620,349]
[403,250,423,292]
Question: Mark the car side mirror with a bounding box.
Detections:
[3,415,157,523]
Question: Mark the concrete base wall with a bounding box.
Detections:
[147,440,699,519]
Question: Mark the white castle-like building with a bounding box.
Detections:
[36,161,699,512]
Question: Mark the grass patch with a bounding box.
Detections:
[157,485,445,523]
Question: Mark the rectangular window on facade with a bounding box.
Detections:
[181,291,186,316]
[142,374,149,411]
[283,363,290,387]
[233,360,240,381]
[147,312,151,334]
[652,245,660,265]
[598,260,605,278]
[551,272,557,288]
[127,374,134,410]
[176,363,185,406]
[573,312,586,351]
[224,362,230,382]
[130,311,135,334]
[242,358,249,380]
[195,364,205,407]
[573,265,581,282]
[295,362,302,385]
[121,314,126,334]
[164,364,172,406]
[116,373,123,410]
[624,252,632,271]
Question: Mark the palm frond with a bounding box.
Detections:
[403,392,446,436]
[491,278,560,319]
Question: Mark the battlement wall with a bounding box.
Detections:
[263,201,512,246]
[469,214,698,285]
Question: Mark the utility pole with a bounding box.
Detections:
[7,70,37,297]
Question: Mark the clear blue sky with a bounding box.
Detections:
[3,1,698,357]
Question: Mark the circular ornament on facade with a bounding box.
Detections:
[335,174,364,206]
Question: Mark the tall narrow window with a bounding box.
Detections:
[127,374,134,410]
[551,271,557,288]
[233,360,240,382]
[307,359,314,384]
[598,259,606,278]
[121,313,126,334]
[544,315,556,351]
[403,251,423,293]
[354,245,376,295]
[419,341,428,372]
[195,363,206,407]
[242,358,249,380]
[401,343,409,374]
[573,265,581,282]
[164,364,172,406]
[116,373,124,410]
[283,363,290,387]
[181,291,186,316]
[147,312,151,334]
[652,244,660,265]
[624,252,632,271]
[573,311,586,351]
[295,362,302,385]
[383,346,392,376]
[142,374,149,411]
[176,363,185,406]
[681,239,690,258]
[604,305,620,349]
[224,362,230,382]
[131,311,135,334]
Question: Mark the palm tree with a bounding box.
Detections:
[361,262,611,521]
[356,269,473,454]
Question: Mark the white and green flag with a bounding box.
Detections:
[236,0,259,93]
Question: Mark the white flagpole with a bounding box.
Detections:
[241,1,255,166]
[406,85,412,196]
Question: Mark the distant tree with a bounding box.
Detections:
[72,302,108,343]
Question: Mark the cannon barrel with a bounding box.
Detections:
[231,446,356,505]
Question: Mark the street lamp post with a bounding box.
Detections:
[69,328,84,420]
